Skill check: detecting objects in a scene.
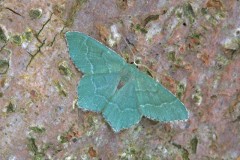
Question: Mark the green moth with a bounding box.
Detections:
[65,31,189,132]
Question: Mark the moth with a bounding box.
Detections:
[66,32,188,132]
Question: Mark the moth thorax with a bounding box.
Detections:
[117,66,135,90]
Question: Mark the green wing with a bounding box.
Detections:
[65,31,126,74]
[102,80,142,132]
[66,32,188,132]
[77,72,121,112]
[135,72,188,122]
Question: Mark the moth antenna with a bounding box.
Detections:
[122,37,159,80]
[122,37,135,62]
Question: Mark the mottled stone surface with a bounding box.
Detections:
[0,0,239,159]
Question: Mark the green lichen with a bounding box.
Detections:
[58,61,73,78]
[29,126,46,134]
[172,143,189,160]
[29,8,42,19]
[175,8,183,19]
[182,148,190,160]
[65,0,88,27]
[190,136,198,154]
[192,95,201,105]
[189,33,201,46]
[167,52,184,71]
[167,51,176,62]
[134,24,148,34]
[122,52,130,63]
[216,54,229,66]
[134,57,142,65]
[174,57,183,66]
[9,29,34,47]
[210,11,225,26]
[58,135,69,144]
[0,92,3,98]
[183,3,195,17]
[6,102,15,113]
[190,33,201,39]
[201,8,208,15]
[27,138,38,155]
[183,3,195,24]
[27,137,45,160]
[176,81,186,99]
[54,81,67,97]
[0,59,9,74]
[215,54,229,69]
[222,38,240,51]
[23,29,33,42]
[208,15,218,26]
[201,7,225,27]
[119,145,147,160]
[143,14,159,26]
[192,87,202,106]
[11,34,23,45]
[57,126,78,144]
[0,26,7,43]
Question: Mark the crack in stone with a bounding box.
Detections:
[37,12,53,37]
[26,38,46,69]
[5,7,23,17]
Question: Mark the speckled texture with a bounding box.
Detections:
[0,0,239,159]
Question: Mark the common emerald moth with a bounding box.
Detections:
[66,32,188,132]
